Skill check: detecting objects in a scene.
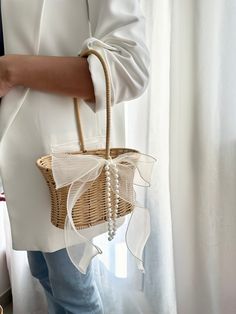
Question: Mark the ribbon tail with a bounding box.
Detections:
[64,180,103,274]
[64,215,102,274]
[125,206,151,273]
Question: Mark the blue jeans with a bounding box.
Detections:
[27,248,104,314]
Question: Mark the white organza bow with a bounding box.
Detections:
[51,151,156,274]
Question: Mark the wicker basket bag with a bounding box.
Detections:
[36,49,137,239]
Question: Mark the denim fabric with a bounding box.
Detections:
[27,248,104,314]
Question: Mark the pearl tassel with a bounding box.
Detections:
[105,160,120,241]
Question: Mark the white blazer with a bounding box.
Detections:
[0,0,150,252]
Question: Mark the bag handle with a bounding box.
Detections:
[73,48,111,159]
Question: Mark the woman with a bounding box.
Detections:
[0,0,150,312]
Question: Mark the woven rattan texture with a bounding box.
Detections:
[37,148,136,229]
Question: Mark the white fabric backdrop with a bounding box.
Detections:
[1,0,236,313]
[169,0,236,313]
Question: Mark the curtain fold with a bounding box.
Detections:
[169,0,236,313]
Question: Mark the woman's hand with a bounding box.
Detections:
[0,55,14,97]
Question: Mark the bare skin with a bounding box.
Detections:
[0,54,96,104]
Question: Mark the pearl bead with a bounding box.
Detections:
[105,163,119,241]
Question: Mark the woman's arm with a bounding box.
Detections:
[0,54,96,102]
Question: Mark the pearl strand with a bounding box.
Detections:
[111,163,119,238]
[104,160,120,241]
[105,160,113,241]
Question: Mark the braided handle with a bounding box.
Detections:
[73,48,111,159]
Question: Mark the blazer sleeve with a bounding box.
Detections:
[79,0,150,112]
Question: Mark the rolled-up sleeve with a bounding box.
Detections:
[79,0,150,112]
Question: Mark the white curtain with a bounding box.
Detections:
[2,0,236,313]
[169,0,236,313]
